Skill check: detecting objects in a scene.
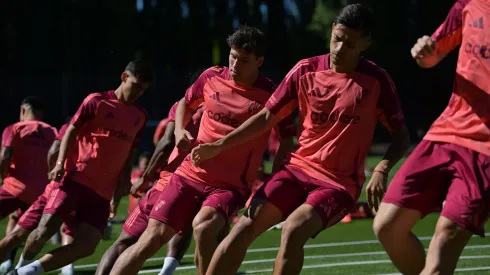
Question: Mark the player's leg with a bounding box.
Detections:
[159,232,193,275]
[206,168,304,275]
[0,226,31,263]
[60,224,75,275]
[0,188,29,221]
[373,140,449,275]
[422,148,490,275]
[96,199,149,275]
[0,212,20,273]
[110,175,201,275]
[193,187,245,275]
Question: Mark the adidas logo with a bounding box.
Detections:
[104,112,115,119]
[209,92,221,102]
[469,17,484,29]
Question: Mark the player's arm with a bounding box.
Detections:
[374,126,410,174]
[272,136,295,173]
[111,149,136,219]
[412,0,466,68]
[47,140,61,172]
[0,126,15,182]
[271,113,297,173]
[49,125,77,181]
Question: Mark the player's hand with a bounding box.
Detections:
[190,143,222,167]
[366,171,388,212]
[130,177,146,198]
[48,163,65,182]
[411,35,437,60]
[175,128,194,151]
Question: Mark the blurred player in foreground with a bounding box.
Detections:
[8,60,150,275]
[109,26,296,275]
[191,4,410,274]
[0,97,57,274]
[374,1,490,274]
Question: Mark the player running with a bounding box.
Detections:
[8,60,151,275]
[191,4,410,275]
[373,1,490,274]
[0,97,57,274]
[109,26,296,275]
[96,102,203,275]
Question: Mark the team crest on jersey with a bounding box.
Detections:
[248,101,262,114]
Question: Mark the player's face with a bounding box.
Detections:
[229,47,264,85]
[329,24,371,68]
[121,72,150,103]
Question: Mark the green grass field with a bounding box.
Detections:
[1,157,489,274]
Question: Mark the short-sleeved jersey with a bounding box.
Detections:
[424,0,490,156]
[175,66,296,195]
[1,121,58,203]
[68,90,147,200]
[153,118,170,145]
[154,102,205,191]
[266,54,405,199]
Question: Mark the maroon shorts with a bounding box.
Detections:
[44,176,110,235]
[383,140,490,236]
[254,166,354,235]
[0,187,29,219]
[149,174,246,234]
[17,191,76,235]
[123,188,162,237]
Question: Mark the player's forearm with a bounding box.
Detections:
[56,126,77,165]
[272,137,295,173]
[214,108,278,151]
[0,147,12,180]
[47,140,61,171]
[175,98,192,132]
[143,138,175,181]
[376,126,410,173]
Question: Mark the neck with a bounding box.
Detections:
[234,70,259,87]
[114,86,129,104]
[330,57,360,74]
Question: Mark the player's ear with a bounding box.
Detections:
[121,71,129,83]
[256,56,264,68]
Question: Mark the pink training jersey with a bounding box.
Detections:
[154,101,205,191]
[175,66,296,195]
[265,54,405,200]
[69,90,146,200]
[1,121,58,203]
[424,0,490,156]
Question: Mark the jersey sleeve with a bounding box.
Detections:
[70,93,102,129]
[153,118,169,145]
[57,123,70,141]
[184,66,224,110]
[431,0,470,54]
[265,60,312,120]
[1,125,15,147]
[376,69,406,132]
[167,101,180,121]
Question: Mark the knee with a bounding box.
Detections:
[193,221,219,243]
[373,215,392,238]
[280,220,305,246]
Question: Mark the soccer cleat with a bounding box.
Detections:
[61,266,75,275]
[0,260,13,275]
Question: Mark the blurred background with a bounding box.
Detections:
[1,0,458,152]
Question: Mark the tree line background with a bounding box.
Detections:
[0,0,459,151]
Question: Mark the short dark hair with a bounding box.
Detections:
[125,60,153,82]
[21,96,45,113]
[226,26,266,58]
[334,3,374,38]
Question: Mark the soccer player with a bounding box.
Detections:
[95,102,203,275]
[109,26,296,275]
[8,60,151,275]
[153,117,171,147]
[373,1,490,274]
[191,4,410,274]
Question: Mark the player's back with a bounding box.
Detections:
[3,120,57,203]
[176,66,281,194]
[425,0,490,156]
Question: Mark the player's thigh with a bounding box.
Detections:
[123,189,159,238]
[72,222,103,254]
[303,186,354,237]
[201,187,246,227]
[17,195,48,232]
[149,174,202,234]
[383,140,451,217]
[0,187,29,220]
[76,186,111,236]
[43,178,79,221]
[441,147,490,237]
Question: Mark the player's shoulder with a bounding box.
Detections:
[358,58,394,85]
[202,66,229,80]
[288,54,327,78]
[80,91,111,107]
[254,74,277,94]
